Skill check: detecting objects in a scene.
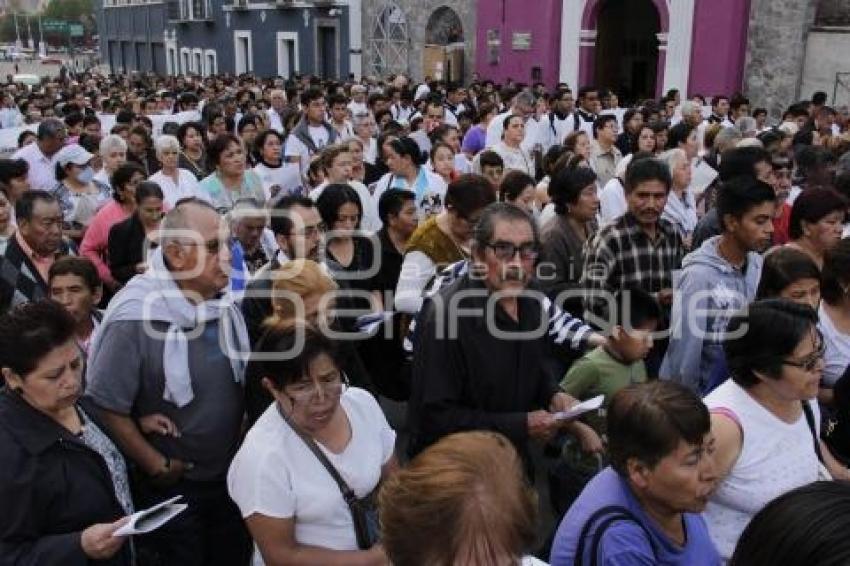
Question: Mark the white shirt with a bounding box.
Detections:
[253,161,303,200]
[268,108,285,134]
[788,185,802,205]
[703,380,820,560]
[661,188,698,237]
[93,168,111,189]
[331,120,354,140]
[227,388,395,562]
[598,178,627,225]
[818,302,850,387]
[148,169,207,209]
[311,180,381,233]
[347,100,368,117]
[492,141,535,177]
[13,142,58,192]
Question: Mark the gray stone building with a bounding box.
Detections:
[745,0,850,116]
[361,0,475,83]
[98,0,353,79]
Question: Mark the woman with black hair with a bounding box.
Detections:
[177,121,211,180]
[107,181,164,286]
[80,162,146,291]
[372,136,447,220]
[316,183,373,274]
[252,129,303,200]
[394,174,496,314]
[755,246,821,310]
[817,239,850,399]
[786,188,846,269]
[0,158,29,220]
[665,121,699,160]
[731,481,850,566]
[227,322,395,565]
[199,134,265,213]
[0,300,132,564]
[539,165,599,309]
[705,299,850,561]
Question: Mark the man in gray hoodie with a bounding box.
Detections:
[660,175,776,393]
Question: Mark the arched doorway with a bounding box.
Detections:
[424,7,464,82]
[371,3,410,76]
[425,7,464,45]
[593,0,660,103]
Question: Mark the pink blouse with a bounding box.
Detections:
[80,199,131,287]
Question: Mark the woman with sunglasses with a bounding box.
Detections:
[228,322,395,566]
[704,299,850,561]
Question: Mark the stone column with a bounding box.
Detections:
[744,0,818,117]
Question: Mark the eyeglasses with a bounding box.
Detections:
[782,341,826,372]
[486,241,539,261]
[182,237,233,256]
[290,222,325,238]
[285,373,348,404]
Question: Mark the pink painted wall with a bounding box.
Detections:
[475,0,563,87]
[687,0,751,96]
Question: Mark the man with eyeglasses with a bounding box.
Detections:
[408,202,604,467]
[241,195,325,345]
[86,199,252,565]
[0,190,77,313]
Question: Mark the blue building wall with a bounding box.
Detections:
[176,4,351,79]
[97,1,351,79]
[97,0,169,74]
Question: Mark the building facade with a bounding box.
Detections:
[361,0,476,83]
[476,0,750,102]
[98,0,353,79]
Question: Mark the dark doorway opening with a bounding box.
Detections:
[594,0,660,103]
[317,25,337,79]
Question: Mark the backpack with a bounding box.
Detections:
[573,505,658,566]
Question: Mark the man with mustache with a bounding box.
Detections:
[581,158,685,375]
[407,203,604,468]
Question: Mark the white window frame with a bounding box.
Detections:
[276,31,300,78]
[234,30,253,74]
[179,47,191,75]
[204,49,217,76]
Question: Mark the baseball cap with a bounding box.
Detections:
[56,144,94,167]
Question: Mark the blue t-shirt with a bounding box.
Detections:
[550,467,720,566]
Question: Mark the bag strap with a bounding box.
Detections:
[802,401,824,464]
[574,505,657,566]
[276,404,358,505]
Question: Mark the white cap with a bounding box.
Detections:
[56,144,94,168]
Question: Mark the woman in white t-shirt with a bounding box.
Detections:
[705,300,850,561]
[252,129,304,200]
[147,135,207,209]
[228,323,395,566]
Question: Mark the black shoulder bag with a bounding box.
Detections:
[277,404,380,550]
[573,505,657,566]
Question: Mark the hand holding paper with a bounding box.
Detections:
[552,395,605,421]
[113,495,188,537]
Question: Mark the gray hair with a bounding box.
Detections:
[513,91,536,110]
[736,116,758,136]
[228,197,268,227]
[99,134,127,156]
[714,127,743,151]
[154,134,181,156]
[352,113,373,128]
[659,148,689,172]
[472,202,539,253]
[680,100,701,117]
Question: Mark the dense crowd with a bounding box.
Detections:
[1,69,850,565]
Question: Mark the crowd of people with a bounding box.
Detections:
[1,68,850,565]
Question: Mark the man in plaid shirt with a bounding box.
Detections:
[581,157,684,339]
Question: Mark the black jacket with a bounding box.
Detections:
[407,273,565,458]
[0,390,130,566]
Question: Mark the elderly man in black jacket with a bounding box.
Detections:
[407,203,604,463]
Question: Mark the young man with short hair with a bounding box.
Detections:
[285,88,339,177]
[48,256,103,361]
[478,150,505,188]
[550,381,719,565]
[660,176,776,392]
[327,93,354,139]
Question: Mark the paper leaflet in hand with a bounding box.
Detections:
[113,495,187,536]
[552,395,605,421]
